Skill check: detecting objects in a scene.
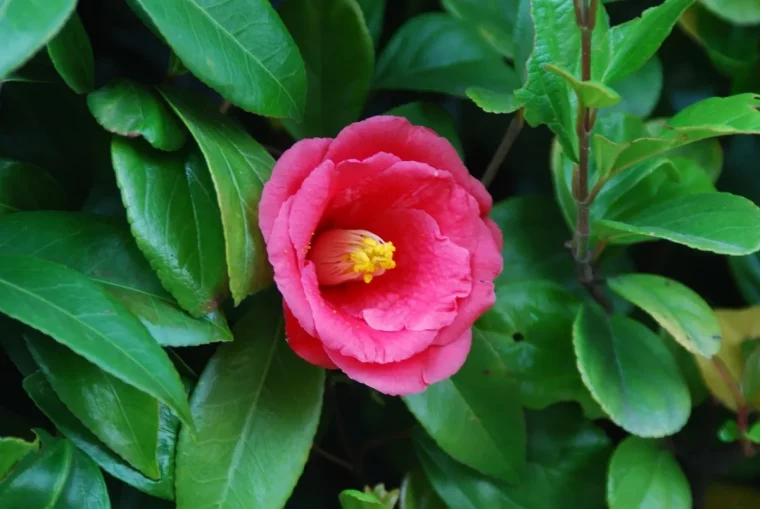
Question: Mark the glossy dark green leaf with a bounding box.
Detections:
[87,80,187,151]
[129,0,306,118]
[112,138,228,317]
[0,436,38,479]
[607,437,691,509]
[605,56,663,118]
[416,405,611,509]
[0,158,66,217]
[0,0,77,78]
[0,212,231,347]
[574,304,690,437]
[46,13,94,94]
[24,372,178,500]
[339,490,385,509]
[442,0,518,58]
[175,290,324,509]
[595,193,760,254]
[356,0,385,48]
[608,274,721,357]
[0,434,109,509]
[386,102,464,157]
[700,0,760,26]
[660,329,708,407]
[476,280,600,415]
[374,13,519,98]
[281,0,374,139]
[403,329,526,484]
[4,51,61,85]
[160,87,274,304]
[400,469,446,509]
[26,332,160,479]
[0,255,193,428]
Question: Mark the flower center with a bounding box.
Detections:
[309,229,396,286]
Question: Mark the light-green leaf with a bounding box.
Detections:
[0,0,77,78]
[595,193,760,254]
[0,158,66,216]
[26,331,161,479]
[608,274,722,358]
[574,304,690,437]
[24,371,179,500]
[465,87,520,114]
[339,490,386,509]
[0,436,38,479]
[607,437,691,509]
[374,13,519,98]
[400,469,446,509]
[403,328,527,484]
[46,13,94,94]
[544,64,621,109]
[112,138,227,317]
[0,254,193,429]
[281,0,374,139]
[700,0,760,26]
[0,211,231,347]
[160,87,275,304]
[605,56,663,118]
[174,290,324,509]
[87,80,188,151]
[442,0,519,58]
[386,102,464,157]
[128,0,306,118]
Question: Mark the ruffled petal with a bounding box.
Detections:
[284,304,337,369]
[433,281,496,346]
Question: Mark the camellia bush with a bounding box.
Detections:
[6,0,760,507]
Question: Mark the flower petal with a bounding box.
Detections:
[433,281,496,346]
[284,304,337,369]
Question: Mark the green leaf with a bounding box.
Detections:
[596,0,695,84]
[0,436,38,479]
[607,437,691,509]
[87,80,188,151]
[403,329,527,483]
[0,0,78,78]
[645,118,723,182]
[112,138,228,317]
[0,254,193,429]
[442,0,518,58]
[374,13,519,98]
[595,193,760,254]
[741,344,760,408]
[24,371,178,500]
[400,469,446,509]
[160,86,275,304]
[465,87,520,114]
[0,435,110,508]
[386,102,464,157]
[0,211,231,347]
[608,274,722,357]
[416,405,611,509]
[604,57,663,118]
[718,420,741,443]
[544,64,621,109]
[746,421,760,443]
[128,0,306,118]
[574,304,690,437]
[174,290,324,509]
[46,13,94,94]
[700,0,760,26]
[0,158,66,216]
[280,0,374,138]
[729,253,760,304]
[339,490,386,509]
[26,331,161,479]
[355,0,385,48]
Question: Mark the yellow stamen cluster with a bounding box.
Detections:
[309,228,397,286]
[346,237,396,283]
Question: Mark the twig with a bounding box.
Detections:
[481,109,524,189]
[712,357,755,456]
[311,444,355,473]
[219,99,232,114]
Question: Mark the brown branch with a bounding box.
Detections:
[712,357,755,456]
[311,444,355,473]
[481,109,524,188]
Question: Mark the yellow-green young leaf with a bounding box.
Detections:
[595,193,760,254]
[400,469,446,509]
[128,0,306,118]
[0,255,193,429]
[374,13,519,98]
[281,0,374,139]
[574,304,690,437]
[607,274,721,357]
[465,87,520,114]
[607,437,691,509]
[700,0,760,26]
[26,331,161,479]
[442,0,519,58]
[174,290,324,509]
[112,138,228,317]
[160,86,275,304]
[0,435,109,508]
[386,102,464,157]
[0,436,38,479]
[403,328,527,484]
[544,64,621,109]
[46,13,94,94]
[0,0,77,78]
[23,371,179,500]
[87,80,188,151]
[339,490,386,509]
[0,158,66,216]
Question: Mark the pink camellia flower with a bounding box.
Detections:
[259,116,503,395]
